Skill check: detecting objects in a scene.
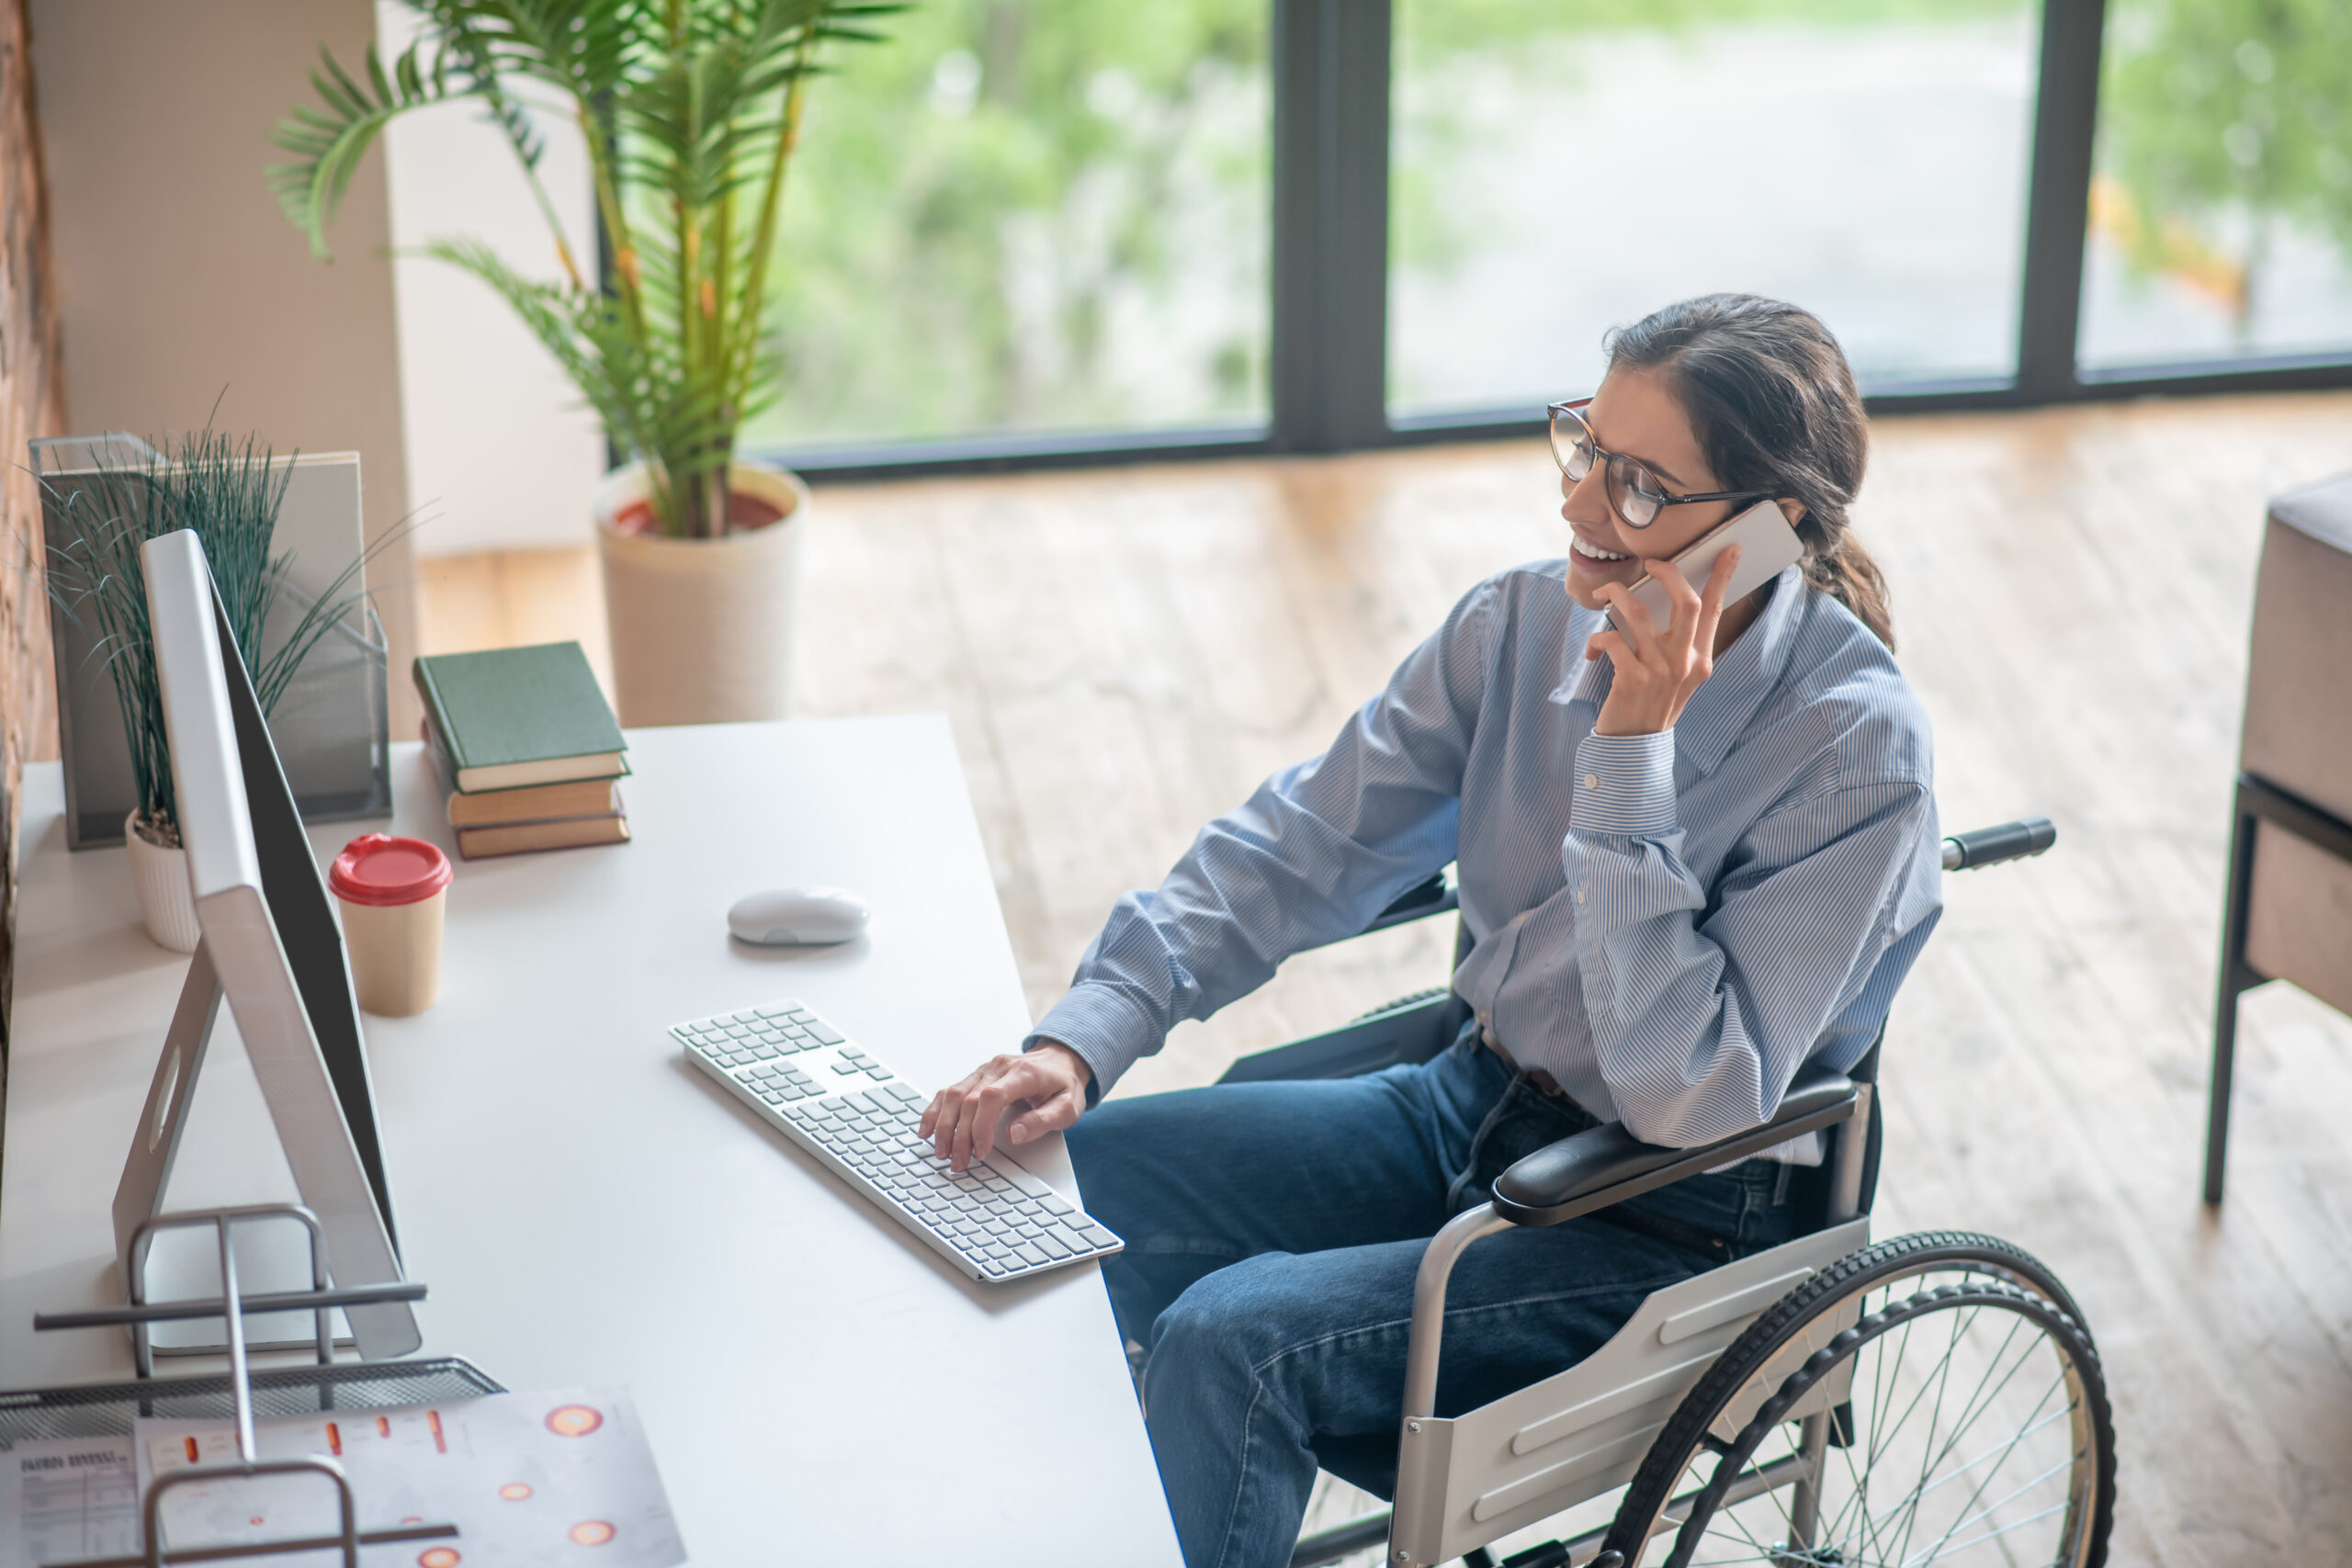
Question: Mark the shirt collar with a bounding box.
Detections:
[1549,566,1808,780]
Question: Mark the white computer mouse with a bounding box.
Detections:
[728,886,870,946]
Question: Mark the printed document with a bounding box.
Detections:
[128,1387,684,1568]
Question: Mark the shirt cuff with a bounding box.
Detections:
[1025,982,1162,1104]
[1569,729,1679,838]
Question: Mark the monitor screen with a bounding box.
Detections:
[123,528,418,1359]
[215,588,399,1241]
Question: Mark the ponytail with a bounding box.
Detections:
[1605,294,1895,649]
[1804,539,1896,652]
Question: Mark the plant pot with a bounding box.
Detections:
[594,460,808,728]
[124,811,201,953]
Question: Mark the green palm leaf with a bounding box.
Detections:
[277,0,901,536]
[267,39,466,259]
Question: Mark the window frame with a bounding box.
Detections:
[751,0,2352,485]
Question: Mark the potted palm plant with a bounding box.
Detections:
[269,2,895,726]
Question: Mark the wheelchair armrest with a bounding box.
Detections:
[1489,1065,1859,1226]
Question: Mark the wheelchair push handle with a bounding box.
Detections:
[1941,815,2055,872]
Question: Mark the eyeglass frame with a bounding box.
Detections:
[1546,397,1770,530]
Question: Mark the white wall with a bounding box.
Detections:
[32,0,424,737]
[377,2,605,560]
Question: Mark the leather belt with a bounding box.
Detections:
[1481,1026,1589,1113]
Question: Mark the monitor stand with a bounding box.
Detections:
[111,942,356,1356]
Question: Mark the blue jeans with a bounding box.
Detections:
[1066,1029,1799,1568]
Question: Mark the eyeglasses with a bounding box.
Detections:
[1547,398,1769,529]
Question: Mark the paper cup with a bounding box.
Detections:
[329,834,453,1017]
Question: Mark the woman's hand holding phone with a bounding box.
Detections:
[1585,547,1741,738]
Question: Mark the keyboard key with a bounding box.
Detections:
[805,1023,846,1045]
[1030,1232,1072,1259]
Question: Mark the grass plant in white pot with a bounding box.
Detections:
[41,434,386,951]
[272,2,896,726]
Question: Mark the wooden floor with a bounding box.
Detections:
[416,393,2352,1567]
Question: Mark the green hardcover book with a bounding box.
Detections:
[412,642,628,793]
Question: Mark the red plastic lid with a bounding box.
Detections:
[328,834,452,907]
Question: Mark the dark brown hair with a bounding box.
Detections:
[1605,294,1894,649]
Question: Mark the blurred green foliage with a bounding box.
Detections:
[747,0,1268,444]
[2096,0,2352,341]
[754,0,2038,447]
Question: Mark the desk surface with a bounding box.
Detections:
[2,717,1182,1566]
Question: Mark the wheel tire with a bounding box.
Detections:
[1602,1231,2117,1568]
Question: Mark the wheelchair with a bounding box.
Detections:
[1206,816,2114,1568]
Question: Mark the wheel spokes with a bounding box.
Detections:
[1658,1279,2098,1568]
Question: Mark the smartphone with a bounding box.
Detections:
[1605,499,1805,638]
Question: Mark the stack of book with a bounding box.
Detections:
[414,641,631,860]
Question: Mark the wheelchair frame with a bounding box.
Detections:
[1216,818,2064,1568]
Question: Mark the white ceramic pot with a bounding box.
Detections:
[594,460,808,728]
[124,811,201,953]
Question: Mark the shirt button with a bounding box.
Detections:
[1583,773,1599,790]
[1575,888,1587,905]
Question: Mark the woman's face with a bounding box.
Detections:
[1558,366,1749,613]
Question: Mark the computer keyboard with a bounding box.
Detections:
[673,998,1124,1282]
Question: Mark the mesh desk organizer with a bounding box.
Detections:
[5,1202,501,1568]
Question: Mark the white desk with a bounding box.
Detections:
[1,718,1182,1566]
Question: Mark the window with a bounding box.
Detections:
[740,0,1272,453]
[739,0,2352,478]
[2078,0,2352,371]
[1387,0,2045,417]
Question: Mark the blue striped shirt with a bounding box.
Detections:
[1031,560,1943,1158]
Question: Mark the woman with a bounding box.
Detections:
[921,294,1944,1568]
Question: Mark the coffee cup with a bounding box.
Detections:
[328,833,452,1016]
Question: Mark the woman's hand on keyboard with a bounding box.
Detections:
[922,1041,1094,1172]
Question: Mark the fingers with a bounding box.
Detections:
[1008,1084,1082,1145]
[1693,546,1738,641]
[950,1081,1002,1169]
[1588,543,1742,739]
[1595,582,1662,660]
[920,1061,987,1144]
[925,1052,1080,1171]
[925,1060,989,1165]
[1643,556,1708,653]
[1701,543,1741,613]
[1676,547,1740,702]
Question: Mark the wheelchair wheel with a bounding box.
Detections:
[1600,1230,2116,1568]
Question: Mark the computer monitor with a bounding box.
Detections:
[110,528,419,1359]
